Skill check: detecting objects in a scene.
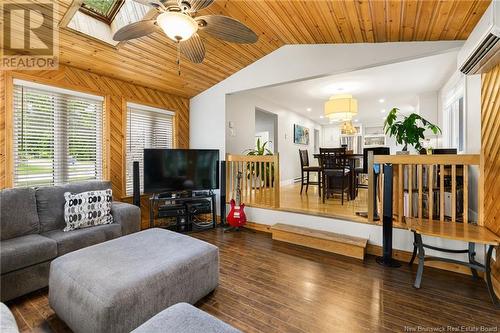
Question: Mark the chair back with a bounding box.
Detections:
[299,149,309,169]
[319,148,347,170]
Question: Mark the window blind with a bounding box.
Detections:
[126,103,174,195]
[13,82,103,188]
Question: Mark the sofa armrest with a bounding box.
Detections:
[111,202,141,235]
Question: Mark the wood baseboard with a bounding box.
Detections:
[244,220,482,277]
[244,221,273,233]
[270,223,368,260]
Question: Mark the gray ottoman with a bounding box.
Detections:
[49,228,219,333]
[132,303,240,333]
[1,303,19,333]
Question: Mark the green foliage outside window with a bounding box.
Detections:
[82,0,117,15]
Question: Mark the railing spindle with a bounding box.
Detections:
[463,165,469,224]
[418,164,423,219]
[452,165,457,222]
[440,164,445,222]
[398,164,404,223]
[408,165,413,218]
[428,164,433,221]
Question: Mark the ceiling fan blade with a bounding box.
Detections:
[196,15,258,44]
[113,20,160,41]
[183,0,214,12]
[179,33,206,63]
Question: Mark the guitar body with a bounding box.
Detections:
[227,199,247,227]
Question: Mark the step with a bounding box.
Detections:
[270,223,368,260]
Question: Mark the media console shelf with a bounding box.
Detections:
[149,192,217,233]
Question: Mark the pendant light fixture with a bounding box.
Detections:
[324,94,358,134]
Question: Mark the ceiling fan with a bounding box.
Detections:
[113,0,258,70]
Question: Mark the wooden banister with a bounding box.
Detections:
[226,154,280,208]
[369,154,481,225]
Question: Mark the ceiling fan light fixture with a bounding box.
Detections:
[157,11,198,41]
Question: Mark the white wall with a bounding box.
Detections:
[226,92,321,184]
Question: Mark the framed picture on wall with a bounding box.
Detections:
[294,124,309,145]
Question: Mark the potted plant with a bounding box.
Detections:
[243,138,274,187]
[383,108,441,154]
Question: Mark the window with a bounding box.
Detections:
[13,80,103,188]
[80,0,124,23]
[126,103,174,195]
[443,79,465,152]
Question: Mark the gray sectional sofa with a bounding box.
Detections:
[0,181,141,301]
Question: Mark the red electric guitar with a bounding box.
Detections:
[227,171,247,228]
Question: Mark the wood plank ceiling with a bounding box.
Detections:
[52,0,490,98]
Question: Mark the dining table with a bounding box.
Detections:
[313,153,363,201]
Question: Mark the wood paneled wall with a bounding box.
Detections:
[0,65,189,204]
[481,64,500,297]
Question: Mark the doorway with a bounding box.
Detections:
[255,108,278,153]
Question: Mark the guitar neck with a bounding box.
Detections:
[236,172,242,205]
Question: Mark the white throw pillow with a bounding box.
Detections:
[63,189,113,232]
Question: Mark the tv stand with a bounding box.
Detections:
[149,191,217,233]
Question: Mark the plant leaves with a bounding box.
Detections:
[383,107,441,151]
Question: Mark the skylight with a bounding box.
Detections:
[80,0,124,23]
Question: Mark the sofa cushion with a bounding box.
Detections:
[0,234,57,274]
[36,181,112,233]
[42,223,121,256]
[0,187,40,240]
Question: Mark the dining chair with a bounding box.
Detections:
[319,148,350,204]
[299,149,322,196]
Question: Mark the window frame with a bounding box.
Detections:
[443,78,466,153]
[79,0,125,24]
[125,102,175,197]
[11,79,105,188]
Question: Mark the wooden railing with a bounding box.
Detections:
[368,154,481,225]
[226,154,280,208]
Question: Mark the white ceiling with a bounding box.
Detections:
[248,51,458,126]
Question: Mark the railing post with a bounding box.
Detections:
[273,154,280,208]
[368,151,375,222]
[225,153,230,201]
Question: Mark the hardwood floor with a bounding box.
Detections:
[7,228,499,333]
[278,183,369,223]
[245,182,371,224]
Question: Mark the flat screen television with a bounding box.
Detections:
[144,149,219,194]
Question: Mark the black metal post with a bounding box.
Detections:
[376,163,401,267]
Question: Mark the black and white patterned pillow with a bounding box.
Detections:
[63,189,113,232]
